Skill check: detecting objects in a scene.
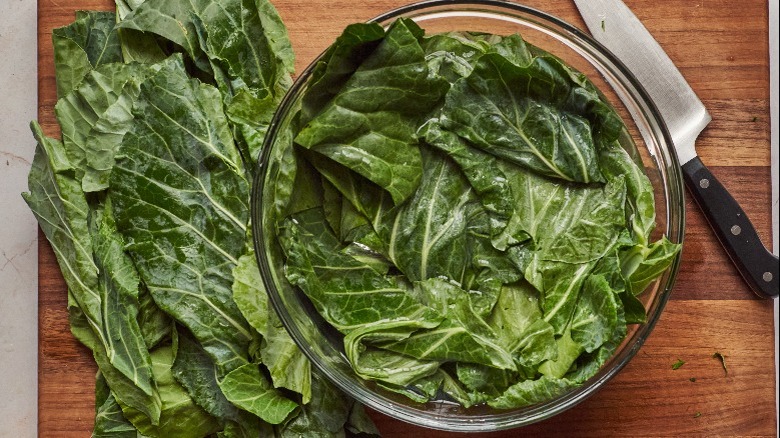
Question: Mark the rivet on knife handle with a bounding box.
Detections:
[681,157,779,298]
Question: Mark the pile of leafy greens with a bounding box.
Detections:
[23,1,380,436]
[269,18,680,409]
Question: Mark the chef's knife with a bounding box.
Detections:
[574,0,778,298]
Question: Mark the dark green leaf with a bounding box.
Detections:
[217,363,298,425]
[440,52,605,183]
[52,11,123,97]
[232,250,312,402]
[295,18,448,204]
[569,274,619,353]
[489,376,576,409]
[111,55,253,374]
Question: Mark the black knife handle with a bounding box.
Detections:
[681,157,778,298]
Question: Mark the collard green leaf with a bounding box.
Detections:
[171,329,248,425]
[23,123,100,345]
[275,373,360,437]
[23,123,162,423]
[302,149,392,232]
[300,22,386,125]
[487,283,557,375]
[90,202,156,402]
[118,0,294,104]
[421,32,496,84]
[525,257,593,335]
[52,11,123,97]
[343,319,441,386]
[137,284,173,350]
[217,363,298,425]
[569,274,619,353]
[70,302,163,427]
[94,390,144,438]
[420,122,516,246]
[538,327,584,379]
[380,317,516,371]
[440,52,605,183]
[345,403,382,437]
[121,345,222,438]
[500,162,627,266]
[566,297,627,384]
[540,176,627,263]
[281,208,514,370]
[381,147,475,283]
[599,142,656,245]
[279,208,443,332]
[232,250,312,402]
[171,328,267,437]
[455,363,514,399]
[489,376,576,409]
[111,55,253,374]
[116,0,210,70]
[621,236,680,294]
[56,61,160,192]
[295,18,448,204]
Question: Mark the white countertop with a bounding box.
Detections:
[0,0,38,436]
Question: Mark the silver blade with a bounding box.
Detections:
[573,0,710,165]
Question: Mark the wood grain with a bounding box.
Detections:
[36,0,777,436]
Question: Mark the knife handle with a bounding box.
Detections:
[681,157,778,298]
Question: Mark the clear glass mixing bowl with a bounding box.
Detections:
[251,0,684,431]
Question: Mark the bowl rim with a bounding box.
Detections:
[251,0,685,431]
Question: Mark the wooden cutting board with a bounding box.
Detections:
[37,0,777,436]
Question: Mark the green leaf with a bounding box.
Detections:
[525,257,594,335]
[55,61,162,193]
[421,32,496,84]
[52,11,123,97]
[279,208,443,332]
[232,250,312,402]
[137,284,173,350]
[343,319,442,386]
[295,18,448,204]
[199,0,293,92]
[218,363,299,425]
[93,373,147,438]
[488,283,557,375]
[118,0,294,103]
[380,147,475,283]
[420,122,516,247]
[275,374,361,437]
[23,123,162,424]
[171,328,264,436]
[537,327,584,379]
[23,123,99,340]
[122,345,222,438]
[622,236,681,294]
[300,22,386,124]
[599,143,657,245]
[90,201,157,401]
[569,274,619,353]
[69,302,163,427]
[489,376,576,409]
[566,298,627,383]
[440,52,606,183]
[111,55,253,374]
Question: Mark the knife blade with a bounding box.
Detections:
[574,0,778,298]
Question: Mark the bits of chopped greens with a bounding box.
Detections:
[712,351,728,375]
[268,18,680,410]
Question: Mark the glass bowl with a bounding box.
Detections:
[251,0,684,432]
